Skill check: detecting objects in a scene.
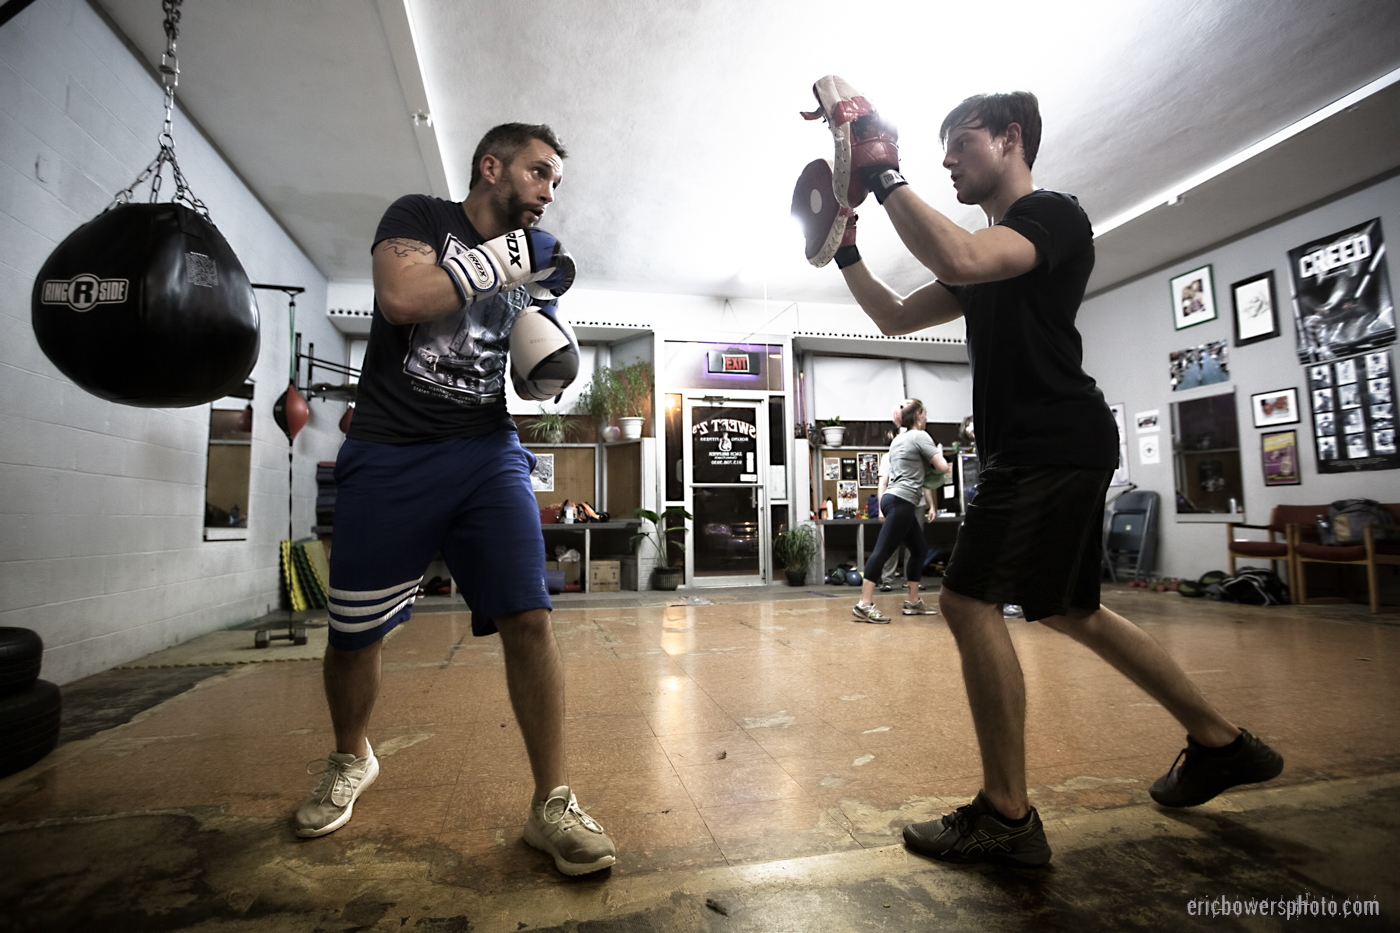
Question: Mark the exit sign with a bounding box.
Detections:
[707,351,755,374]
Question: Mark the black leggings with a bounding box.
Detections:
[864,494,928,583]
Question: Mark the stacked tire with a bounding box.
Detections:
[0,628,61,778]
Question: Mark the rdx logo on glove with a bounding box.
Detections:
[442,228,573,308]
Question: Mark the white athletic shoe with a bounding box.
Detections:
[295,741,379,838]
[523,785,617,875]
[852,602,891,624]
[902,599,937,615]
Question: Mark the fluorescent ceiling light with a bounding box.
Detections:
[1095,65,1400,238]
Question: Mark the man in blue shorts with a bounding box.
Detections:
[816,83,1282,867]
[293,123,616,876]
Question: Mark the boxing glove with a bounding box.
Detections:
[442,228,576,307]
[851,113,906,205]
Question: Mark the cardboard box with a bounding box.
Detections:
[589,560,620,591]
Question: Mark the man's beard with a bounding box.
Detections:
[495,186,537,229]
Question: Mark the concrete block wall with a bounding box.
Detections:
[1081,173,1400,581]
[0,0,344,684]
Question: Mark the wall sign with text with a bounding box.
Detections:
[691,406,759,483]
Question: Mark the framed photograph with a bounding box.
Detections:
[1170,264,1217,330]
[1249,388,1299,428]
[1231,271,1279,346]
[1134,409,1160,433]
[1261,431,1300,486]
[529,453,555,493]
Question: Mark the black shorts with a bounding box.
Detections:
[941,465,1112,622]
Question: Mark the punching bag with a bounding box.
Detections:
[31,202,260,408]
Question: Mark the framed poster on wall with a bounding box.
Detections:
[1231,271,1280,346]
[1289,218,1395,364]
[1308,351,1399,472]
[856,452,880,488]
[1170,264,1217,330]
[1261,431,1300,486]
[1249,388,1299,428]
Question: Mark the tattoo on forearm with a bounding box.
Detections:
[378,238,434,259]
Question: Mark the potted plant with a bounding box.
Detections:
[616,361,652,441]
[576,367,622,442]
[524,403,579,445]
[772,523,818,586]
[631,506,690,590]
[820,416,845,447]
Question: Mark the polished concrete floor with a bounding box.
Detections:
[0,585,1397,931]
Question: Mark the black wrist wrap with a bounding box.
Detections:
[834,244,862,269]
[870,169,908,205]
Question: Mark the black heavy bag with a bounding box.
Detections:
[31,202,260,407]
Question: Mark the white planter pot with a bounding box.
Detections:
[821,426,846,447]
[618,416,644,441]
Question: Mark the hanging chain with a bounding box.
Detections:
[107,0,210,218]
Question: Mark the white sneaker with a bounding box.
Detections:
[1003,604,1024,618]
[523,785,617,875]
[852,602,891,624]
[294,741,379,838]
[902,599,937,615]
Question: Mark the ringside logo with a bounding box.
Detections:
[40,274,128,312]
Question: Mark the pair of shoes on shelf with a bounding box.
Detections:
[902,730,1283,867]
[851,602,890,623]
[295,744,616,875]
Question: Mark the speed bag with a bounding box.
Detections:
[31,203,260,407]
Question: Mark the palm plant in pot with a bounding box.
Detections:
[576,367,623,442]
[524,403,580,445]
[631,506,690,590]
[772,523,818,586]
[616,361,652,441]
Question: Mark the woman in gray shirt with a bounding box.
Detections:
[854,400,951,622]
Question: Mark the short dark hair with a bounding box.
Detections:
[939,92,1042,169]
[899,399,925,430]
[468,123,568,190]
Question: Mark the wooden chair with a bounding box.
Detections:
[1225,504,1327,602]
[1292,503,1400,613]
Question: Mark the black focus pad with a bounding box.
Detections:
[31,203,260,408]
[791,158,843,266]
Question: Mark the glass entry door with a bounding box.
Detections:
[684,398,767,586]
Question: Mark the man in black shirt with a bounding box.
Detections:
[294,123,616,877]
[816,84,1282,866]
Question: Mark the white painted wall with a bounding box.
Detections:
[0,0,343,684]
[1081,173,1400,581]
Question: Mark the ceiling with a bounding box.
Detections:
[95,0,1400,305]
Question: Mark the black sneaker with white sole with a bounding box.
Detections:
[1149,729,1283,807]
[902,789,1051,867]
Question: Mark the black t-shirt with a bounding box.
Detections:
[943,190,1119,469]
[348,194,528,444]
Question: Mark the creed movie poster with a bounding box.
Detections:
[1289,218,1394,364]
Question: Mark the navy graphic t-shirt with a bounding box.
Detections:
[942,190,1119,470]
[349,195,529,444]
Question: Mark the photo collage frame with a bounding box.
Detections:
[1308,351,1398,472]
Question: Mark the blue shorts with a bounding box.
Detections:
[327,430,551,651]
